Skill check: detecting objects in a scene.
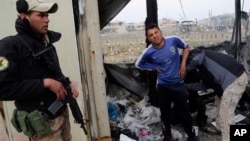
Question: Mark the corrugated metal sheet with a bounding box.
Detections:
[98,0,130,29]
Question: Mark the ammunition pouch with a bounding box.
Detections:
[11,109,51,138]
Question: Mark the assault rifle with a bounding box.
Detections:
[48,77,88,135]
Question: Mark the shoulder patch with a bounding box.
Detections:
[0,57,9,71]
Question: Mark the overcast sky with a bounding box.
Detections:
[112,0,250,23]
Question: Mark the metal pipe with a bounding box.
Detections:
[145,0,159,107]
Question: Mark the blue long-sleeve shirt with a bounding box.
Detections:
[135,36,189,85]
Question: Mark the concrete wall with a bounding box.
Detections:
[0,0,86,140]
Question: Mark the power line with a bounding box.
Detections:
[179,0,186,20]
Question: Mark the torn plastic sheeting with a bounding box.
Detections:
[107,95,163,141]
[120,134,136,141]
[108,102,119,120]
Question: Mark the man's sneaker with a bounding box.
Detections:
[163,135,171,141]
[202,124,222,135]
[187,128,198,141]
[187,136,198,141]
[162,127,172,141]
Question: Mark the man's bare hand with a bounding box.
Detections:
[156,67,163,73]
[179,66,186,78]
[70,83,79,99]
[43,78,67,100]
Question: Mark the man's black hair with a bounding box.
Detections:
[145,23,159,36]
[145,23,159,31]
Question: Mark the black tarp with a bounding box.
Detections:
[104,63,149,99]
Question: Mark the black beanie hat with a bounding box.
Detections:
[16,0,29,13]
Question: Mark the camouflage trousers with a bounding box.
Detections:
[215,72,248,141]
[31,108,72,141]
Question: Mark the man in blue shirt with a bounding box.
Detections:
[136,23,197,141]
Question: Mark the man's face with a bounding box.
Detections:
[25,11,50,36]
[146,27,163,46]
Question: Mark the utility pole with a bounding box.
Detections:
[145,0,159,107]
[234,0,241,60]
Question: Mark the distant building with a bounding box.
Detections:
[178,20,197,32]
[101,21,127,34]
